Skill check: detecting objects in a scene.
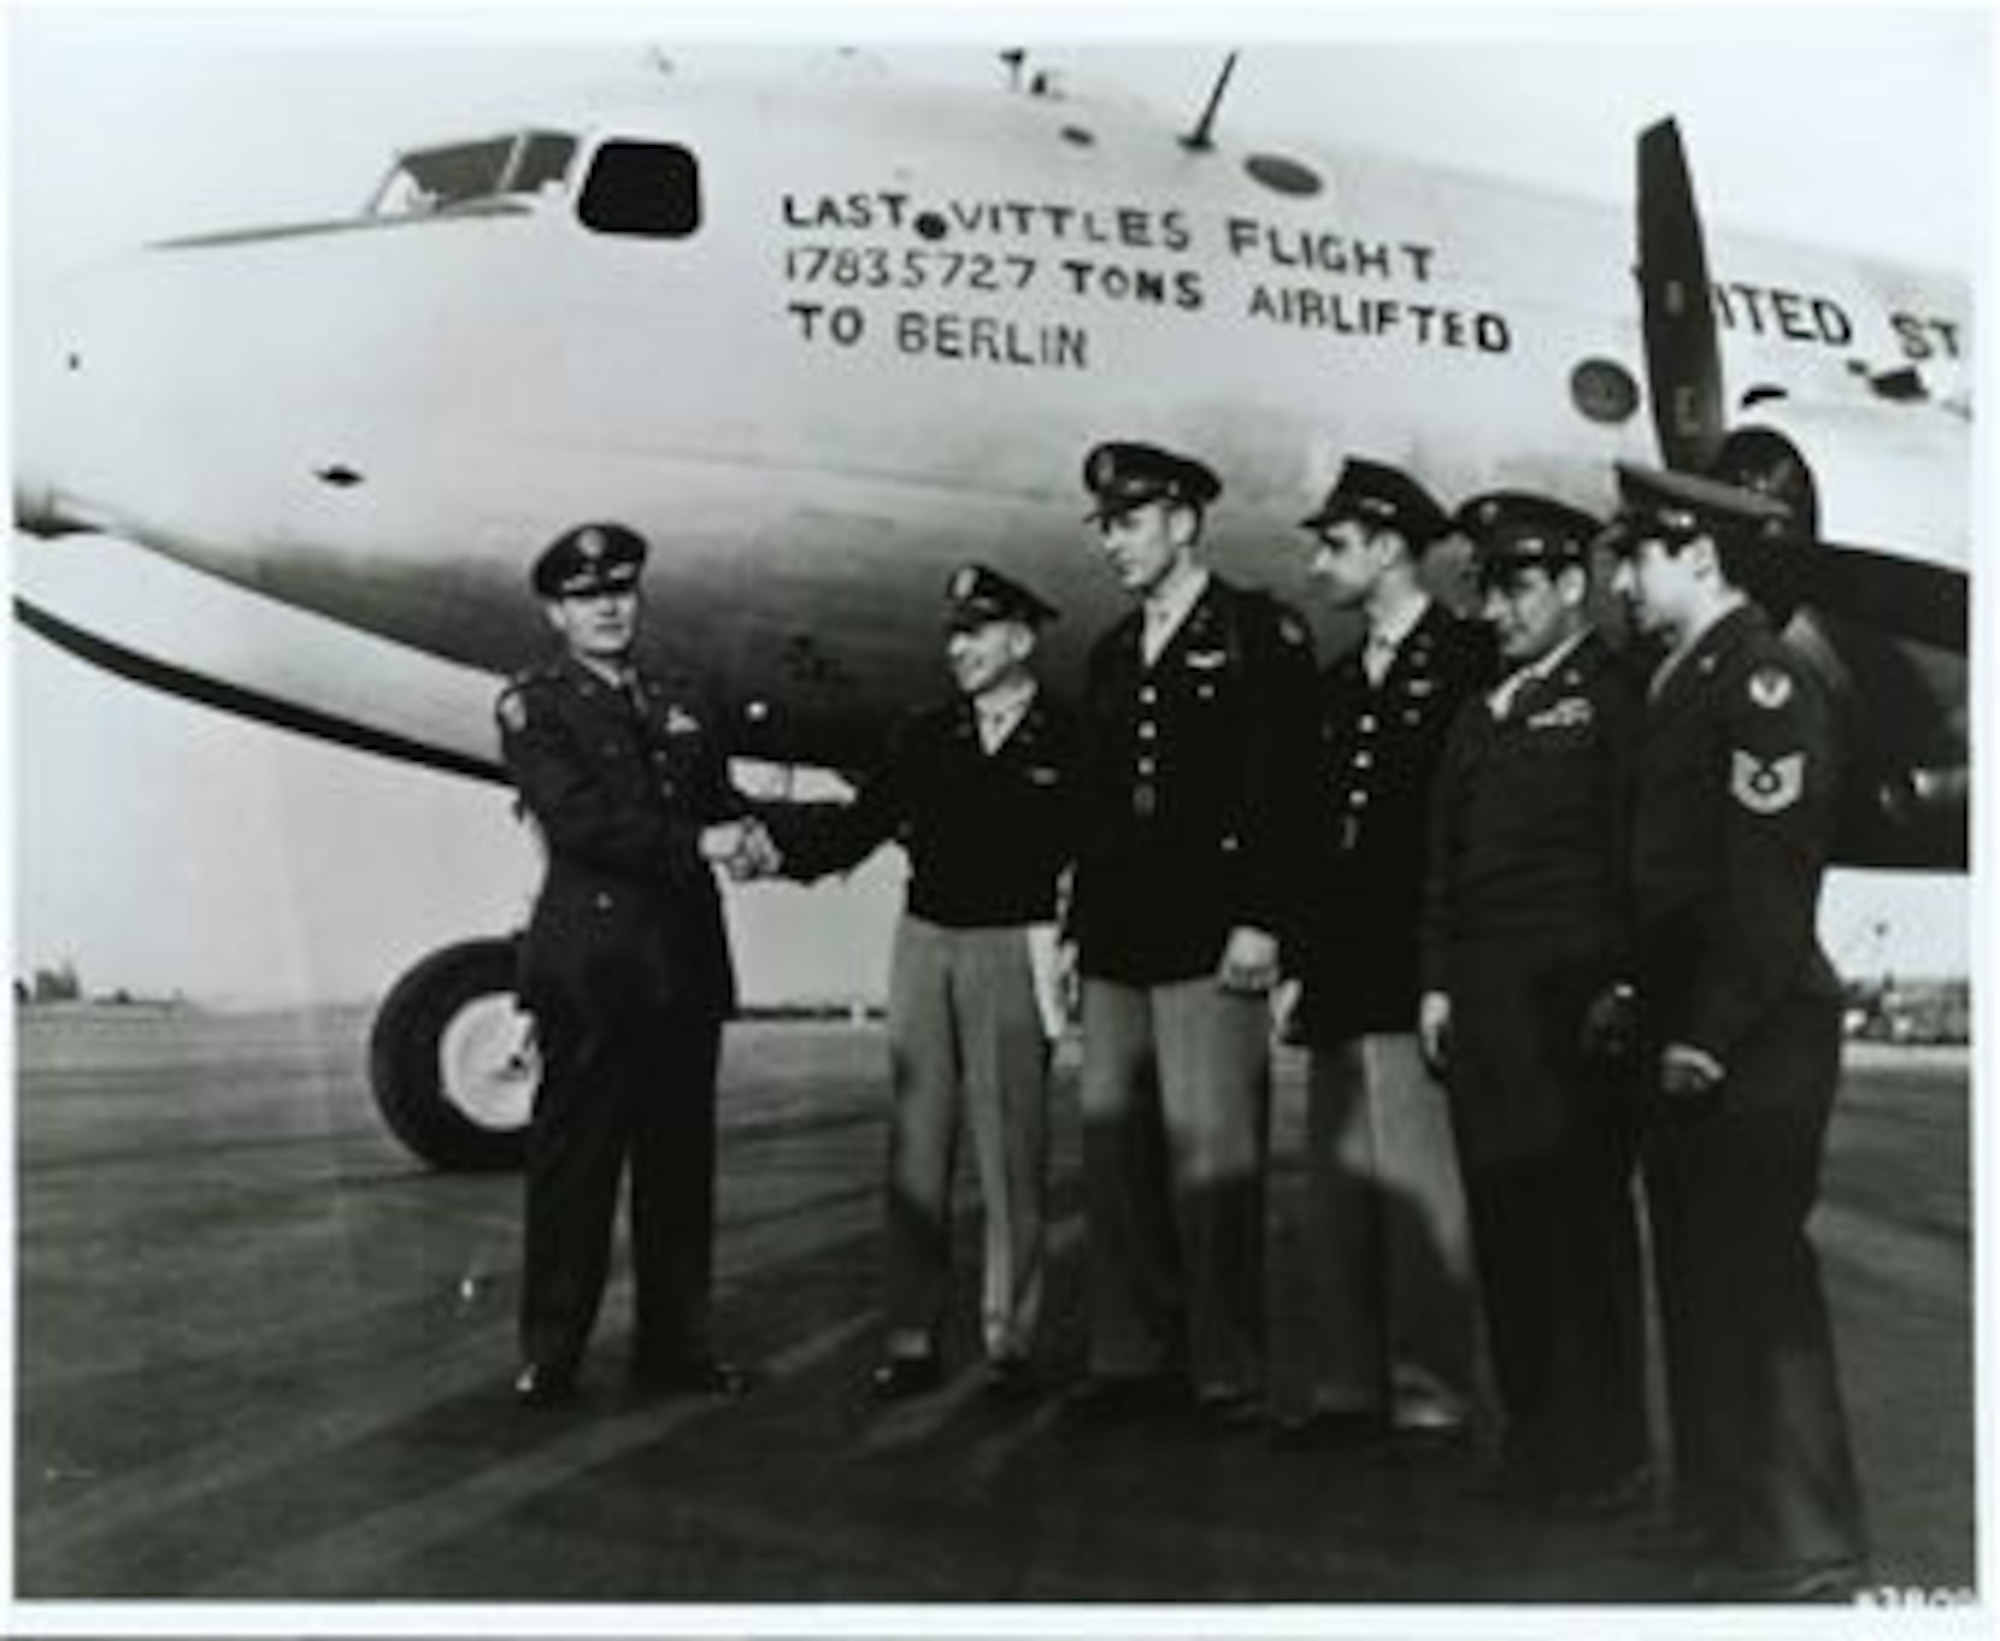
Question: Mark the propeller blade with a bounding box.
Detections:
[1793,539,1969,654]
[1637,119,1727,471]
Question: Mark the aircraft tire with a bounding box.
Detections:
[369,938,534,1172]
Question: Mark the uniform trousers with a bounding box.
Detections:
[1079,976,1271,1395]
[1643,992,1868,1574]
[1303,1032,1481,1425]
[1448,939,1647,1482]
[883,915,1051,1363]
[520,1000,722,1375]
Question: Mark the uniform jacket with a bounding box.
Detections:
[497,656,747,1023]
[767,691,1081,928]
[1297,602,1496,1041]
[1071,574,1319,986]
[1421,630,1643,991]
[1631,602,1842,1066]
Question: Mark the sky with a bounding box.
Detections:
[6,3,1989,1006]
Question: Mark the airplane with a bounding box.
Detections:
[12,48,1972,1171]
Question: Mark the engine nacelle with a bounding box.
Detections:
[1713,411,1969,871]
[1724,398,1968,575]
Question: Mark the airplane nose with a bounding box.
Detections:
[13,452,56,534]
[14,268,114,536]
[13,297,70,532]
[13,249,296,548]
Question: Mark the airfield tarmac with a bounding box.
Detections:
[13,1005,1977,1607]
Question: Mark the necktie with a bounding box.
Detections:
[1363,631,1397,687]
[977,703,1019,754]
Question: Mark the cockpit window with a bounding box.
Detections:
[369,131,579,217]
[513,133,579,196]
[578,141,702,238]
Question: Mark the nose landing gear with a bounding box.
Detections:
[368,937,534,1170]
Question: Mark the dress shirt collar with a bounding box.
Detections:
[1651,592,1749,700]
[1362,592,1431,684]
[1489,625,1590,718]
[973,677,1038,753]
[1141,565,1212,665]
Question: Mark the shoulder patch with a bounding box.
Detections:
[1747,666,1795,710]
[1731,749,1805,815]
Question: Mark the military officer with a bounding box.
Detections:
[760,564,1079,1401]
[1603,463,1868,1600]
[1284,457,1496,1450]
[1065,440,1319,1429]
[496,523,762,1408]
[1418,492,1648,1507]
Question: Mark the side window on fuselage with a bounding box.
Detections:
[577,141,702,239]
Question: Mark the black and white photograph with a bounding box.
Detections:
[8,2,1988,1633]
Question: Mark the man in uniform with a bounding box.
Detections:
[1065,440,1319,1430]
[496,523,764,1407]
[758,564,1079,1401]
[1603,463,1868,1599]
[1284,457,1495,1449]
[1417,492,1648,1507]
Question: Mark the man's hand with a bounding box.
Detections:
[707,819,782,881]
[1580,984,1639,1064]
[1217,926,1281,995]
[1025,925,1073,1041]
[1658,1042,1726,1102]
[1052,938,1081,1029]
[1418,990,1452,1074]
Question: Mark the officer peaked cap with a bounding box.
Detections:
[1455,490,1600,579]
[531,523,647,598]
[944,562,1059,630]
[1301,458,1450,546]
[1082,440,1223,522]
[1597,462,1792,556]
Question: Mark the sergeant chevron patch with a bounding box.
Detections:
[1732,749,1805,814]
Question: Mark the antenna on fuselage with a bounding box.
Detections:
[1180,51,1240,151]
[998,49,1060,98]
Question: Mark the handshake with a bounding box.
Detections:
[699,818,787,883]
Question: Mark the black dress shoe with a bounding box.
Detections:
[1693,1554,1870,1603]
[982,1356,1040,1403]
[1465,1454,1555,1504]
[1391,1417,1474,1458]
[1194,1386,1269,1435]
[633,1356,754,1398]
[513,1362,577,1408]
[1270,1407,1390,1452]
[1059,1373,1185,1428]
[1551,1462,1654,1519]
[867,1354,945,1400]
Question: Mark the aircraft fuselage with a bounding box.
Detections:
[16,71,1971,794]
